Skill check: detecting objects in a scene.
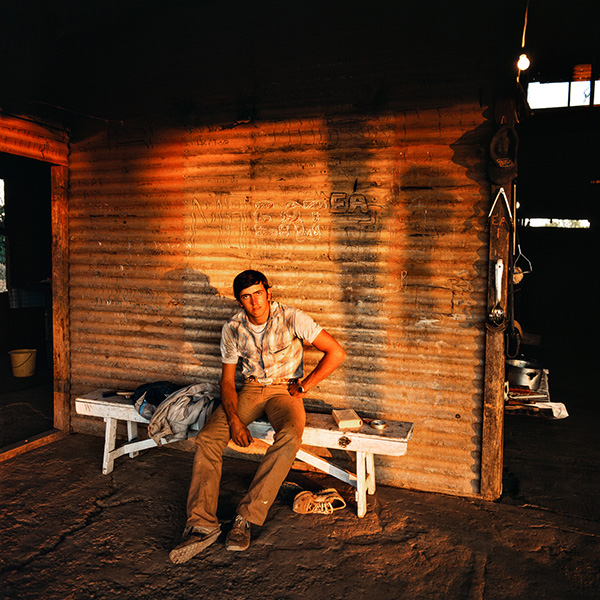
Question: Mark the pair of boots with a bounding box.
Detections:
[170,514,250,564]
[171,487,345,563]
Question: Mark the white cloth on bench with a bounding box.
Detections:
[147,383,220,444]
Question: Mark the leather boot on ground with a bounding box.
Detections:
[169,525,220,564]
[226,515,251,551]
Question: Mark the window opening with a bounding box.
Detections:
[526,64,599,109]
[520,218,591,229]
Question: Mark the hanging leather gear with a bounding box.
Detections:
[488,125,518,185]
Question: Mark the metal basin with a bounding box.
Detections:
[506,358,543,390]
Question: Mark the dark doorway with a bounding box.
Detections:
[0,152,54,449]
[513,108,599,383]
[500,108,600,516]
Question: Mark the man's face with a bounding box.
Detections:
[238,283,272,324]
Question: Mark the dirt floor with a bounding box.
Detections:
[0,357,53,449]
[1,363,599,600]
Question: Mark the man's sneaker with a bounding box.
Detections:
[226,515,251,552]
[293,488,346,515]
[169,525,220,564]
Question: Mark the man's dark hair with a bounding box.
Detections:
[233,270,271,301]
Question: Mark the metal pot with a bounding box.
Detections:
[506,358,543,390]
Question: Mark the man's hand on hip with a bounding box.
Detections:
[288,381,308,398]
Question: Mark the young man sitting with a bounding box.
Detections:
[170,270,346,563]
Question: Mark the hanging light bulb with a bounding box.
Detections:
[517,1,531,78]
[517,53,530,71]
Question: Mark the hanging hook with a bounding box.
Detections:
[488,187,513,223]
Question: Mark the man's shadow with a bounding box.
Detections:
[162,267,239,384]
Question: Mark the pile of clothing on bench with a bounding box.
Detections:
[132,381,220,444]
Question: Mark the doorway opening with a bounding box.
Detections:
[0,152,54,450]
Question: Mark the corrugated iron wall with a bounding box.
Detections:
[0,115,69,165]
[69,105,491,497]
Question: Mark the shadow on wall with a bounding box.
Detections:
[161,268,239,384]
[450,117,495,494]
[326,118,386,414]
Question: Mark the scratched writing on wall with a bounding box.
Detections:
[329,192,380,231]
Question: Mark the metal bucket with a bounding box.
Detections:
[506,358,542,390]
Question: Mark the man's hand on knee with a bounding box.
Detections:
[229,417,253,447]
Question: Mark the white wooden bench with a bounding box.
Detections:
[75,389,414,517]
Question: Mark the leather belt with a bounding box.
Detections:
[245,376,298,386]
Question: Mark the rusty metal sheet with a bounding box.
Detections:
[0,115,69,165]
[68,105,491,497]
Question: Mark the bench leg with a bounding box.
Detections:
[102,417,117,475]
[366,452,376,495]
[355,451,368,518]
[126,421,139,458]
[296,448,357,487]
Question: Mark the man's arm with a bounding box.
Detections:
[290,330,346,397]
[220,362,253,447]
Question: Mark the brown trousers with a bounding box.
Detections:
[185,382,305,527]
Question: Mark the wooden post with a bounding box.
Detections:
[51,165,70,432]
[479,85,518,500]
[480,186,511,500]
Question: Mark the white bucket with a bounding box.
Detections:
[9,349,37,378]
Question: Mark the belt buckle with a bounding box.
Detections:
[257,377,273,385]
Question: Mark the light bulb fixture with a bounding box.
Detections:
[517,53,530,71]
[516,0,531,82]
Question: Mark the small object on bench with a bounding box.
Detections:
[102,390,133,399]
[332,408,363,429]
[75,389,414,518]
[370,419,387,431]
